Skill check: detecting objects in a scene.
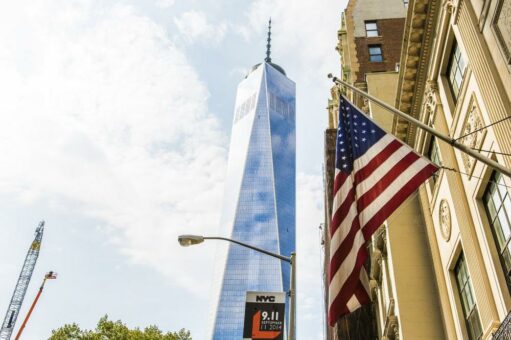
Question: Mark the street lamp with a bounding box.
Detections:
[178,234,296,340]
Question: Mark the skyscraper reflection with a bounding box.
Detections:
[211,33,296,339]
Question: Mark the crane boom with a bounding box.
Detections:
[15,272,57,340]
[0,221,45,340]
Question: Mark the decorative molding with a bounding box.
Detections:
[479,0,492,31]
[443,0,456,14]
[369,279,379,300]
[361,96,370,114]
[394,0,440,144]
[459,96,487,176]
[370,249,383,283]
[424,80,439,124]
[383,299,399,340]
[493,0,511,64]
[439,199,452,241]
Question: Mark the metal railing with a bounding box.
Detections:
[493,311,511,339]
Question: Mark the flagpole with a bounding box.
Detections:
[328,74,511,179]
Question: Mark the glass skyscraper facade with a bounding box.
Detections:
[211,61,295,339]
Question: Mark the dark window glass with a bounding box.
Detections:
[369,45,383,62]
[484,172,511,285]
[447,41,466,100]
[365,21,378,37]
[455,255,483,340]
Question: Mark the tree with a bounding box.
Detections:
[50,315,192,340]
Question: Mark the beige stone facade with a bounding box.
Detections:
[326,0,511,339]
[395,0,511,338]
[325,0,447,339]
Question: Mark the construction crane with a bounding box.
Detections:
[15,271,57,340]
[0,221,45,340]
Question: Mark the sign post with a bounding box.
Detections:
[243,291,286,340]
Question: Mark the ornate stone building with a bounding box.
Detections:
[325,0,511,338]
[395,0,511,338]
[324,0,446,339]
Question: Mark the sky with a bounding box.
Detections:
[0,1,345,339]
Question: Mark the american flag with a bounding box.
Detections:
[328,95,438,325]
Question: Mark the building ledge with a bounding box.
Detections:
[394,0,439,143]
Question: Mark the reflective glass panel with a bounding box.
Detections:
[211,63,295,339]
[365,21,378,37]
[484,172,511,284]
[455,255,483,340]
[369,45,383,62]
[447,41,466,100]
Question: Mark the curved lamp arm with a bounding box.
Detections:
[178,234,291,263]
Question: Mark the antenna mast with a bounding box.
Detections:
[265,18,272,63]
[0,221,45,340]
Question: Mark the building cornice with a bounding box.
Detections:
[394,0,440,143]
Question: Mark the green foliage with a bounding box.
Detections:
[50,315,191,340]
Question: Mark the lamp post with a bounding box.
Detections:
[178,234,296,340]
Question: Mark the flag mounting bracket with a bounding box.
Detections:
[327,73,511,179]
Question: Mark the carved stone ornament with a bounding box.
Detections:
[439,199,452,241]
[361,96,370,114]
[460,97,486,175]
[443,0,456,14]
[424,80,438,122]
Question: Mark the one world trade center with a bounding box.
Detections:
[210,21,296,339]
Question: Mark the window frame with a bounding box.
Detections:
[454,254,483,340]
[483,171,511,291]
[446,40,467,101]
[368,45,383,63]
[365,21,379,37]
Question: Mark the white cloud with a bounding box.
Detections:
[0,1,227,294]
[242,0,342,85]
[153,0,176,8]
[174,10,227,44]
[296,173,326,338]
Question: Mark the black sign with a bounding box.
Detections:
[243,291,285,340]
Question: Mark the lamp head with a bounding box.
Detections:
[178,234,205,247]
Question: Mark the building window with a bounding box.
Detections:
[484,172,511,285]
[365,21,379,37]
[403,0,409,6]
[447,41,466,100]
[455,255,483,340]
[369,45,383,62]
[427,137,441,190]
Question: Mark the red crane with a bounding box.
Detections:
[14,272,57,340]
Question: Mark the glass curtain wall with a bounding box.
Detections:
[211,63,296,339]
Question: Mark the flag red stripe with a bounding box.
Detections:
[327,279,370,326]
[328,246,368,326]
[354,139,402,184]
[328,217,361,281]
[356,151,420,212]
[333,171,348,194]
[330,184,356,237]
[353,281,371,306]
[361,164,438,240]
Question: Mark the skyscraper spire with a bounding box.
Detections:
[265,18,272,63]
